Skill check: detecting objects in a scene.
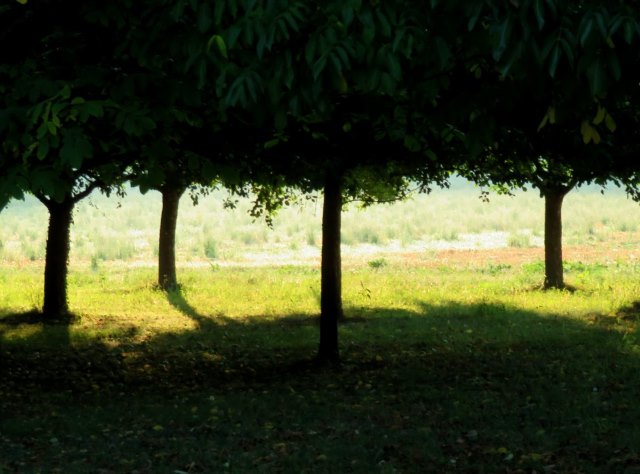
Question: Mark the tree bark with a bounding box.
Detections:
[318,173,343,363]
[42,199,74,318]
[543,188,568,290]
[158,185,185,291]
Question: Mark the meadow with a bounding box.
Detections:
[2,182,640,472]
[1,180,640,266]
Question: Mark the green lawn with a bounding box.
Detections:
[2,260,640,473]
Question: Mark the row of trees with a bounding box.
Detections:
[2,0,640,362]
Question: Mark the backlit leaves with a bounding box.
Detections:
[207,35,228,59]
[580,120,601,145]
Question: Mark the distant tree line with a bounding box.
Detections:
[1,0,639,362]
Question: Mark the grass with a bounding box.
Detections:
[2,259,640,472]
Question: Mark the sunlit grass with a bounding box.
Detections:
[2,259,639,349]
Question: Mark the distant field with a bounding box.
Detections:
[1,180,640,266]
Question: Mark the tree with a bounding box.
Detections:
[205,0,457,362]
[455,0,640,289]
[0,2,165,317]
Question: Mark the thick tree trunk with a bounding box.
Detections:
[543,188,568,290]
[158,185,185,291]
[43,199,74,318]
[318,173,343,363]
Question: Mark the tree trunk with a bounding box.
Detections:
[543,188,568,289]
[42,199,74,318]
[158,185,185,291]
[318,173,343,363]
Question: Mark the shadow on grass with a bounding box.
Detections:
[1,296,637,390]
[617,300,640,322]
[166,288,214,329]
[2,298,640,472]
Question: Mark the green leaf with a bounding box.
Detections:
[197,61,207,89]
[226,25,242,48]
[375,10,392,37]
[342,6,354,26]
[587,59,605,96]
[264,138,280,149]
[36,122,49,139]
[534,0,545,30]
[329,52,342,75]
[60,131,92,168]
[214,0,225,25]
[283,11,299,31]
[623,19,634,44]
[605,113,617,132]
[207,35,228,59]
[580,120,592,144]
[86,102,104,118]
[197,3,212,32]
[60,84,71,100]
[404,135,421,152]
[609,15,624,36]
[435,37,451,68]
[593,106,606,125]
[608,53,621,81]
[558,38,574,69]
[537,112,549,132]
[595,12,607,39]
[274,110,287,130]
[493,16,513,61]
[387,55,401,80]
[544,0,557,17]
[548,44,560,77]
[256,33,267,58]
[37,139,49,160]
[579,17,594,46]
[312,55,327,80]
[580,121,601,144]
[467,3,483,31]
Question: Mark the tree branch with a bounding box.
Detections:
[71,180,101,204]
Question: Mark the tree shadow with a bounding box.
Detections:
[617,300,640,322]
[0,309,74,356]
[1,298,638,392]
[165,288,212,329]
[2,300,640,472]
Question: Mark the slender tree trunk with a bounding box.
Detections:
[158,185,185,291]
[42,199,74,318]
[318,173,343,363]
[543,188,568,290]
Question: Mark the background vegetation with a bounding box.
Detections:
[2,180,639,266]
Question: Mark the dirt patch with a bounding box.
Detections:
[3,232,639,270]
[388,244,639,269]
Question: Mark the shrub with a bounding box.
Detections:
[306,230,316,247]
[507,232,531,248]
[204,239,217,259]
[368,258,387,269]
